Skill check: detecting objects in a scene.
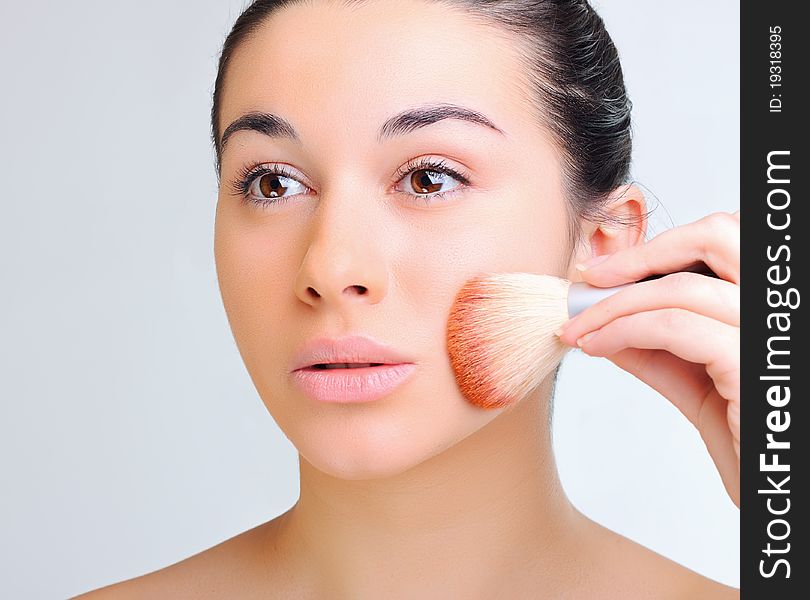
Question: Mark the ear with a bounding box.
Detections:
[566,183,647,281]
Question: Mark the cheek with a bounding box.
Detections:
[214,202,300,380]
[389,189,569,410]
[395,188,570,328]
[483,186,571,275]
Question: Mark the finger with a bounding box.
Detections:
[698,389,741,507]
[608,348,741,458]
[577,211,740,287]
[609,347,740,507]
[558,272,739,346]
[607,347,714,427]
[577,308,740,403]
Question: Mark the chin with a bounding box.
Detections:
[290,404,478,482]
[298,442,433,482]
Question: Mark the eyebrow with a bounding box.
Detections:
[219,102,507,152]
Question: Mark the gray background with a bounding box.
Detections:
[0,1,739,597]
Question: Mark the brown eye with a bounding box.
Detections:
[393,157,469,202]
[248,172,306,200]
[258,174,286,197]
[410,169,446,194]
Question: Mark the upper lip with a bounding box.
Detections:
[289,334,415,372]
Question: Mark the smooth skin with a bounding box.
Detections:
[74,1,739,598]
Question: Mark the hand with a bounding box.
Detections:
[556,211,740,507]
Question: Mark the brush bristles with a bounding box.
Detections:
[446,272,572,410]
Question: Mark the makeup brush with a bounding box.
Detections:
[446,263,717,410]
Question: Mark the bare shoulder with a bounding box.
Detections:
[580,516,739,599]
[679,574,739,599]
[71,517,290,600]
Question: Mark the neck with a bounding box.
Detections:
[274,378,585,597]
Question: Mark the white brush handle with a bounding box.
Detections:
[566,262,718,318]
[567,281,632,317]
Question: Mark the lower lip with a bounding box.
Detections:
[290,363,417,403]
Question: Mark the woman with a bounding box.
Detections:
[77,0,739,597]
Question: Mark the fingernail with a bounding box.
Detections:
[576,331,597,347]
[555,317,576,336]
[575,254,611,272]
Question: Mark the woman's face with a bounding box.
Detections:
[215,0,572,479]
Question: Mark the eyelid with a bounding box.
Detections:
[392,155,470,181]
[252,162,311,188]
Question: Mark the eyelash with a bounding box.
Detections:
[227,157,471,209]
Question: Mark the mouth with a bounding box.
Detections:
[288,334,417,402]
[306,362,387,370]
[290,362,417,403]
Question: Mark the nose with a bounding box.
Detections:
[293,194,389,309]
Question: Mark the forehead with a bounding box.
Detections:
[218,0,537,146]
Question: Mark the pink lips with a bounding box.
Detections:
[289,334,417,403]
